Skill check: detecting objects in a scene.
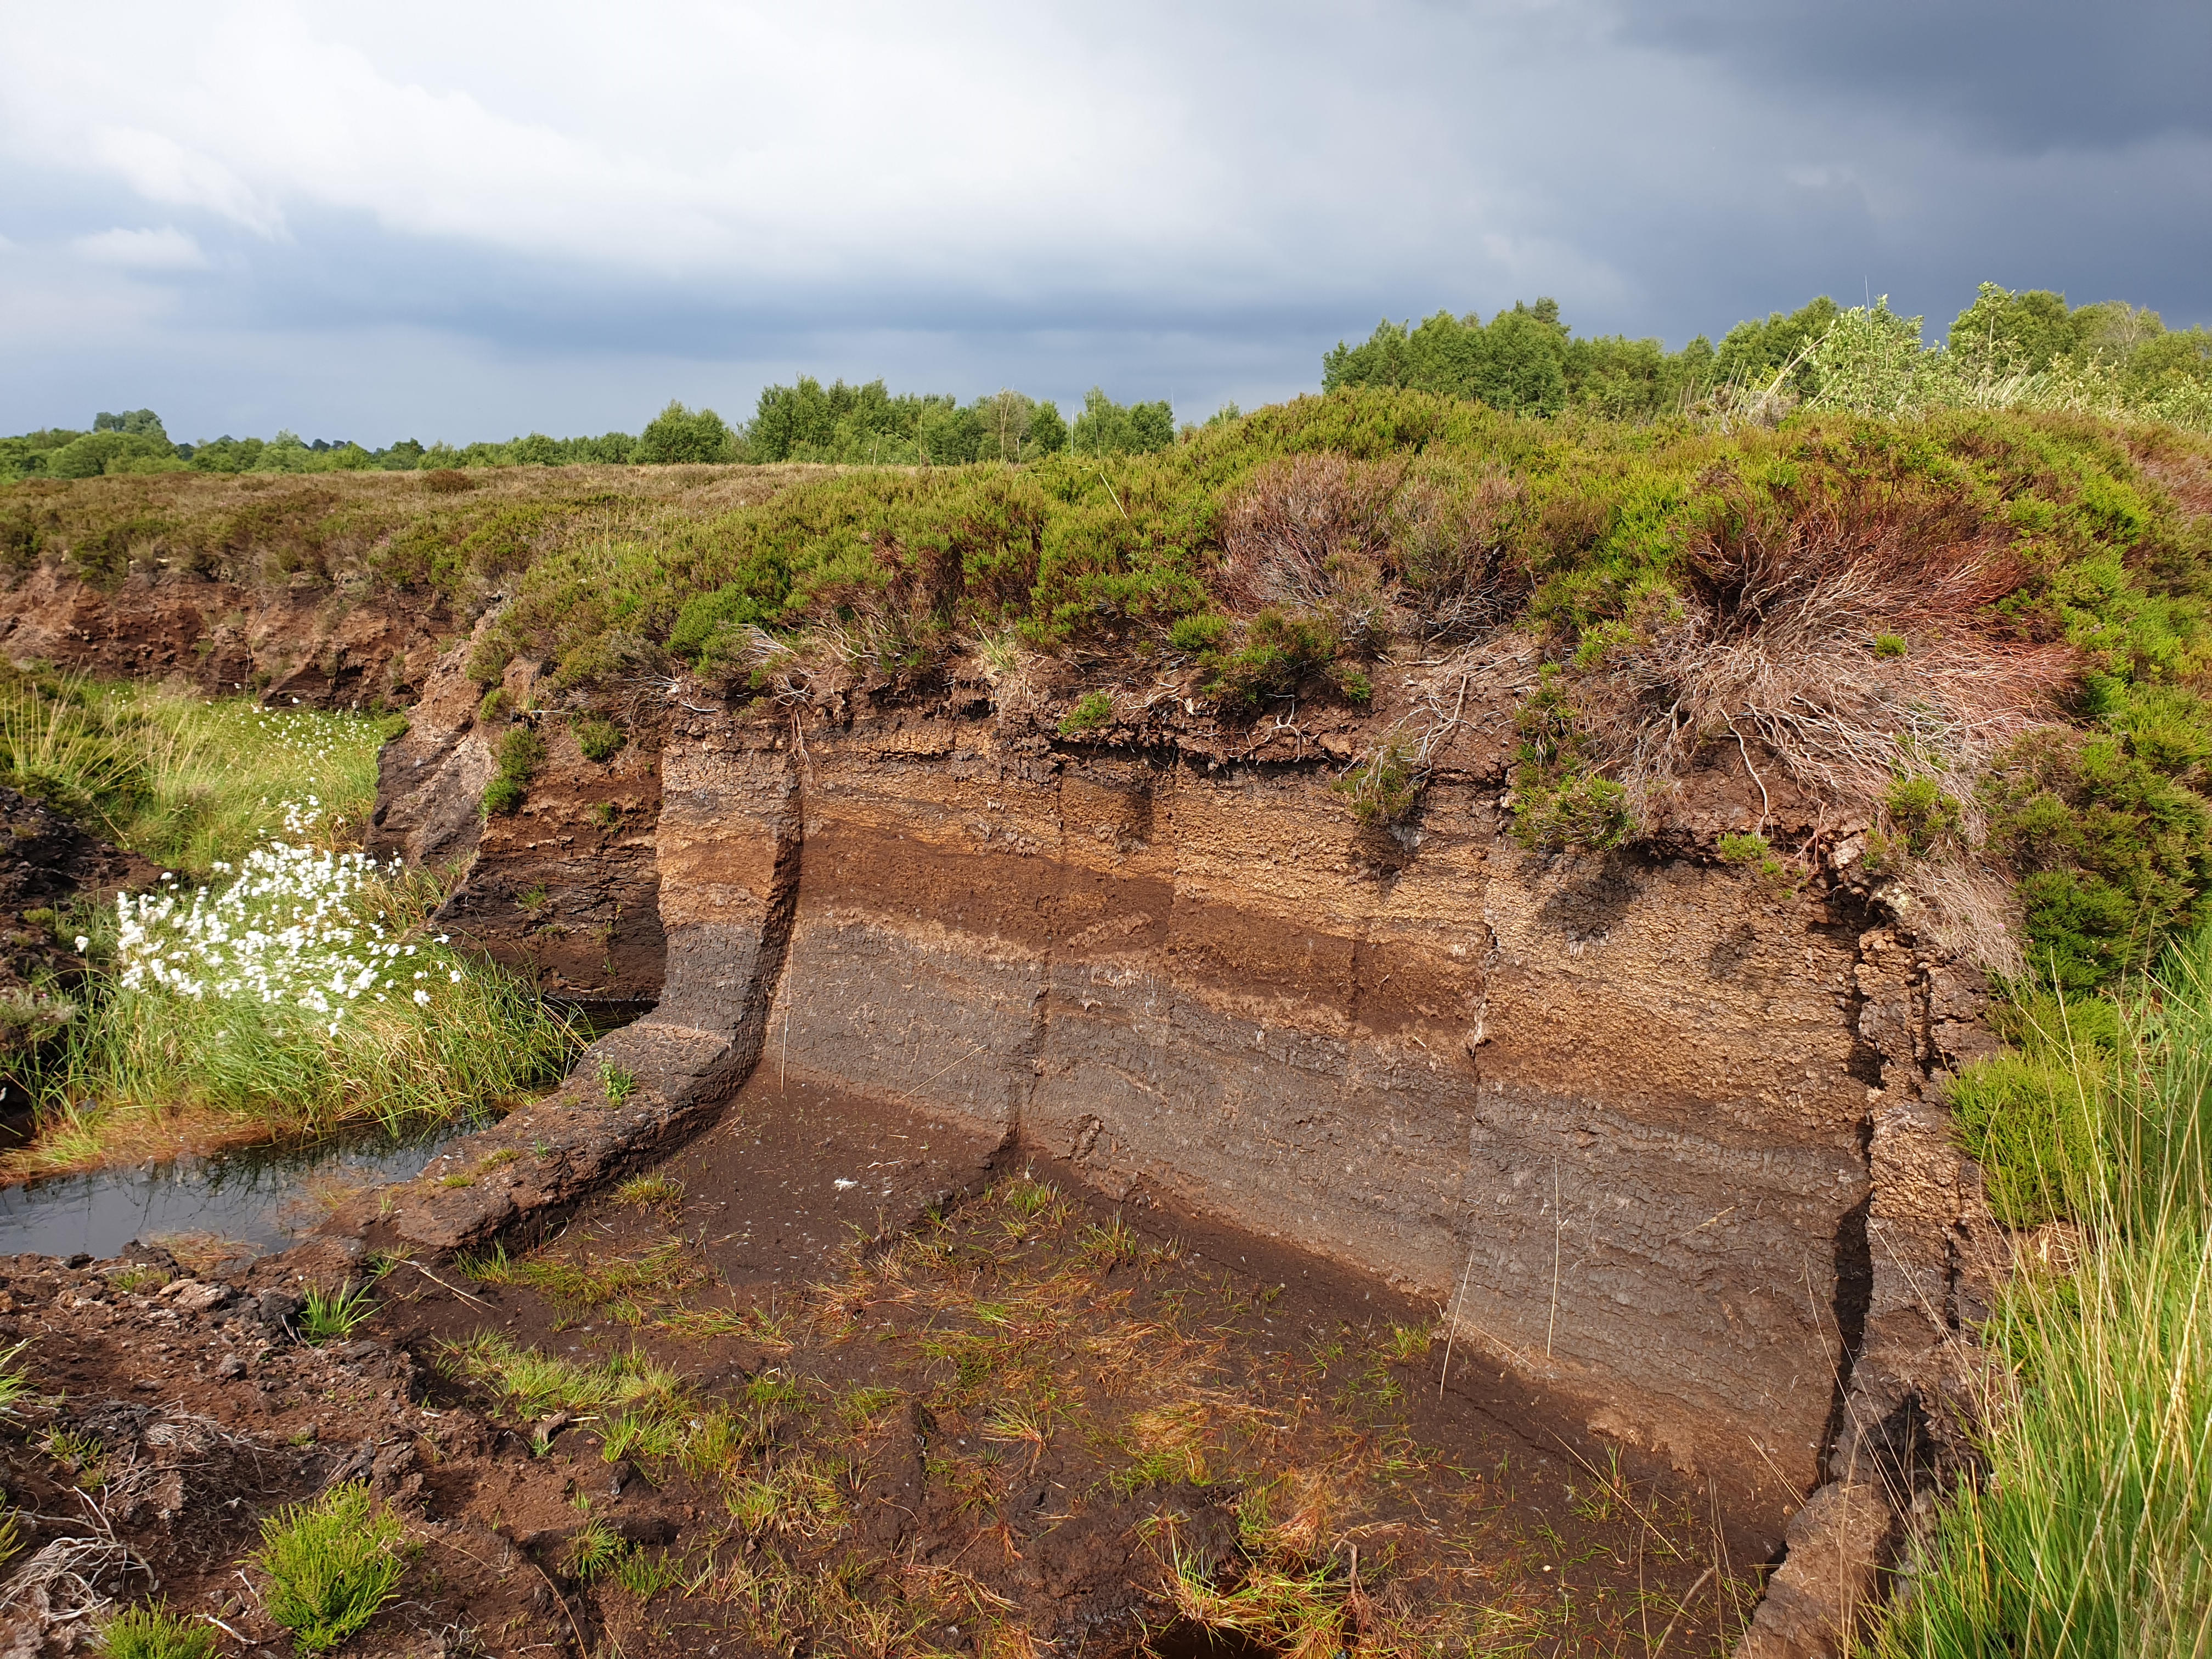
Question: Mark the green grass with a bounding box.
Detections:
[251,1481,408,1655]
[1880,926,2212,1658]
[96,1603,216,1659]
[0,673,580,1164]
[299,1281,376,1344]
[0,667,399,874]
[438,1330,689,1422]
[19,856,579,1164]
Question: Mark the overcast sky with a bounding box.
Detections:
[4,0,2207,445]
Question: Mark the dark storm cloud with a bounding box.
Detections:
[1610,0,2212,149]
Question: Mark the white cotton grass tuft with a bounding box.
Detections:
[114,803,444,1025]
[40,801,582,1144]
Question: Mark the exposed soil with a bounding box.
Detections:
[0,785,156,1138]
[0,1074,1774,1658]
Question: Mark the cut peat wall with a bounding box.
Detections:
[370,643,2002,1547]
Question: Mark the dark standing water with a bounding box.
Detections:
[0,1114,492,1262]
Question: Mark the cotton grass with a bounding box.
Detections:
[28,801,578,1160]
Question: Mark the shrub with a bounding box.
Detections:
[573,717,624,762]
[1058,692,1113,736]
[252,1481,407,1655]
[1166,611,1230,653]
[1334,742,1423,826]
[1204,607,1343,709]
[1884,775,1962,854]
[1515,773,1633,853]
[97,1603,215,1659]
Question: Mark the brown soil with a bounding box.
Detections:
[0,1081,1772,1657]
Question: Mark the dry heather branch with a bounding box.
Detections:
[1220,455,1524,651]
[0,1535,157,1634]
[1219,454,1401,614]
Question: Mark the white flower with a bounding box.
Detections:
[414,989,431,1005]
[74,935,89,952]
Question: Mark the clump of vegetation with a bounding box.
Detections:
[600,1060,638,1106]
[19,806,577,1170]
[95,1602,216,1659]
[251,1481,408,1655]
[1057,691,1114,735]
[481,724,545,817]
[300,1281,376,1344]
[573,715,624,762]
[1333,740,1423,826]
[1717,831,1796,893]
[1884,924,2212,1657]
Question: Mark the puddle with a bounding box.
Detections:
[0,1114,494,1263]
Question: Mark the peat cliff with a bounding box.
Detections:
[369,632,2004,1555]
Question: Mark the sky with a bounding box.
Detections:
[3,0,2207,446]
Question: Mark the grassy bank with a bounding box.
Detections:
[2,665,396,872]
[1,674,578,1175]
[1881,930,2212,1656]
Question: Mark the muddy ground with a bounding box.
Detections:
[0,1074,1776,1658]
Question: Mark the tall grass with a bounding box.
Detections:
[19,837,577,1167]
[0,669,396,873]
[1,671,578,1167]
[1877,930,2212,1657]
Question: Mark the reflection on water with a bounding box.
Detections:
[0,1114,493,1262]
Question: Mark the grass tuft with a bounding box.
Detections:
[96,1602,217,1659]
[299,1281,376,1344]
[252,1480,407,1655]
[1878,924,2212,1657]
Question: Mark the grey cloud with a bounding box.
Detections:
[1607,0,2212,150]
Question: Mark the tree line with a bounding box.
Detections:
[1322,285,2212,420]
[0,383,1182,482]
[8,281,2207,483]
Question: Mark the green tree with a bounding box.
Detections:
[633,401,740,464]
[93,409,169,440]
[1709,297,1842,395]
[1029,399,1068,457]
[1071,388,1175,455]
[1948,283,2086,373]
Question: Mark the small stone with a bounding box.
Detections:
[217,1354,248,1380]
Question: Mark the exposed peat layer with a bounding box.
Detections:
[3,390,2211,1652]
